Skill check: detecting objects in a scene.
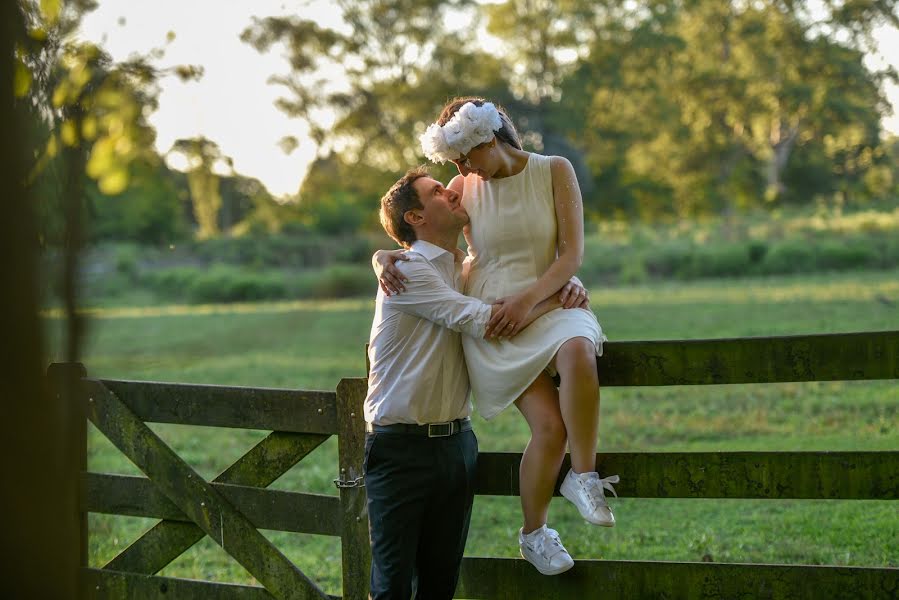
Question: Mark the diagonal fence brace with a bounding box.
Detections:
[105,429,328,574]
[84,379,329,600]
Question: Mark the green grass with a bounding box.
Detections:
[44,269,899,594]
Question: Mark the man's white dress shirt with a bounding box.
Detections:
[364,240,493,425]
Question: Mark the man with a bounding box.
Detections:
[364,167,576,599]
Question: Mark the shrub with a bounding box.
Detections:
[142,267,199,298]
[114,244,141,282]
[189,233,360,269]
[815,239,880,271]
[747,241,768,264]
[681,243,752,279]
[882,235,899,267]
[619,255,649,284]
[305,265,376,299]
[644,240,694,278]
[187,265,288,303]
[759,239,817,275]
[581,239,625,285]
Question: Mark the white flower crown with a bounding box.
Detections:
[419,101,503,164]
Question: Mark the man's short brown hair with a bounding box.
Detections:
[379,166,429,247]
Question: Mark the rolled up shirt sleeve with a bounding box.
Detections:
[385,259,492,337]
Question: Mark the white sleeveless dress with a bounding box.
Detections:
[461,152,606,419]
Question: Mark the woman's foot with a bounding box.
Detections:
[518,525,575,575]
[560,469,619,526]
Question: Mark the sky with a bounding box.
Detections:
[78,1,899,199]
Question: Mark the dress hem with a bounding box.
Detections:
[477,333,606,421]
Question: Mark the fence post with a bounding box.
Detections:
[46,362,89,582]
[336,377,370,600]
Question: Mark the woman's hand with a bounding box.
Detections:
[485,292,537,338]
[372,249,409,296]
[558,278,589,309]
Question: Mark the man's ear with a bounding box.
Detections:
[404,209,424,227]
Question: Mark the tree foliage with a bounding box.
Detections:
[18,0,203,244]
[169,137,234,239]
[243,0,897,224]
[19,0,899,248]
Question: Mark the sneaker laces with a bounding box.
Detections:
[582,473,620,510]
[531,527,566,560]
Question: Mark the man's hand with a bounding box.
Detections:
[485,278,590,340]
[485,292,537,338]
[373,249,409,296]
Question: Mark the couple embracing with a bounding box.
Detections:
[362,97,619,599]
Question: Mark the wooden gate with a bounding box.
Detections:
[57,329,899,598]
[51,364,370,599]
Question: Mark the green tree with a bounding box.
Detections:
[298,152,396,235]
[241,0,510,183]
[560,0,896,218]
[169,137,233,239]
[18,0,202,245]
[89,157,189,244]
[221,174,288,235]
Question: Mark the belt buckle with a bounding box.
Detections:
[427,421,453,437]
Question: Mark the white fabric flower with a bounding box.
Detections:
[420,123,454,164]
[420,102,503,164]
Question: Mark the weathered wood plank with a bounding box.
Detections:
[84,568,276,599]
[336,378,371,600]
[598,330,899,385]
[475,451,899,499]
[84,473,341,536]
[456,557,899,600]
[47,363,89,576]
[84,380,329,600]
[84,568,342,599]
[97,378,339,433]
[106,431,328,573]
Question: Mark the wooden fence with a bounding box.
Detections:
[54,330,899,599]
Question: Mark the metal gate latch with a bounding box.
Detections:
[333,475,365,489]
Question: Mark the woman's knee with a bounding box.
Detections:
[557,338,598,380]
[530,412,567,450]
[516,375,567,448]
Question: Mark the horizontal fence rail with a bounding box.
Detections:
[94,378,339,434]
[84,568,342,600]
[456,557,899,600]
[599,330,899,385]
[83,473,341,536]
[64,329,899,599]
[475,451,899,499]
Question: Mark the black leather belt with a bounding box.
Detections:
[365,417,472,437]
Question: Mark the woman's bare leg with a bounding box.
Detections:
[554,337,600,474]
[514,372,567,533]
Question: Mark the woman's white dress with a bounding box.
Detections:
[461,152,606,419]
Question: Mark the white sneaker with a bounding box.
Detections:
[560,469,619,527]
[518,525,575,575]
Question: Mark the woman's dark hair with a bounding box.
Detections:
[379,166,430,248]
[437,97,522,151]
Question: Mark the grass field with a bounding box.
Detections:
[44,269,899,594]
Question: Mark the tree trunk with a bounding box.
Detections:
[0,5,83,596]
[765,118,799,199]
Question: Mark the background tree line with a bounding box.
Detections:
[17,0,899,253]
[246,0,899,226]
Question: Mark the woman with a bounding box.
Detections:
[375,98,617,576]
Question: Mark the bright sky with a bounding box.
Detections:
[79,1,899,199]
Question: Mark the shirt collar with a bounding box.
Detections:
[409,240,455,263]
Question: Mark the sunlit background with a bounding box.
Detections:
[77,0,899,198]
[14,0,899,593]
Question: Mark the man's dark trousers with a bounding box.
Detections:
[364,428,478,600]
